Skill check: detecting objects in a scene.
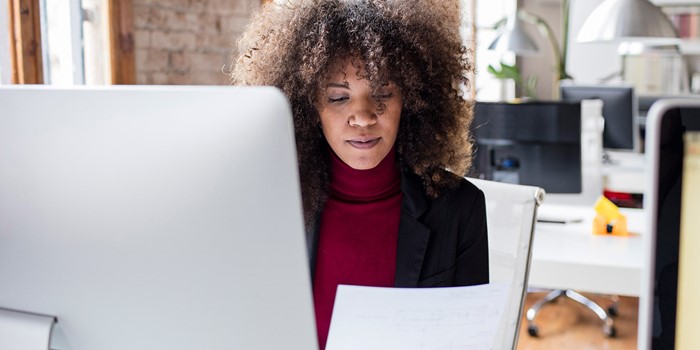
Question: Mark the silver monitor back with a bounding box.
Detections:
[0,86,318,350]
[639,98,700,350]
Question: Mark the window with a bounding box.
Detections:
[0,0,12,84]
[2,0,133,85]
[468,0,516,101]
[43,0,86,84]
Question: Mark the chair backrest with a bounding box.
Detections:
[467,177,545,350]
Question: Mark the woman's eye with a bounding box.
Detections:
[374,93,393,100]
[328,96,348,104]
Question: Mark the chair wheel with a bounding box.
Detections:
[608,305,618,317]
[527,324,539,337]
[603,325,616,338]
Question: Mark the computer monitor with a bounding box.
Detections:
[0,86,318,350]
[639,99,700,349]
[469,101,582,194]
[561,85,639,152]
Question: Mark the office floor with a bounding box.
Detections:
[516,292,638,350]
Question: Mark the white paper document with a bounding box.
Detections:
[326,282,509,350]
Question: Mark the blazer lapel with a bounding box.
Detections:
[394,171,431,287]
[307,213,321,281]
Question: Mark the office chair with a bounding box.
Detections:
[525,289,619,337]
[468,178,544,350]
[524,99,618,338]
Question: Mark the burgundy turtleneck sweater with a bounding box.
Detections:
[312,149,402,349]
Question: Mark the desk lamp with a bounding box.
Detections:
[577,0,679,44]
[488,12,539,56]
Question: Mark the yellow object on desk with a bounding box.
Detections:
[592,196,629,236]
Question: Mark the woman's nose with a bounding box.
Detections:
[349,111,377,127]
[349,100,378,127]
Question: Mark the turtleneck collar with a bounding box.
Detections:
[328,148,401,201]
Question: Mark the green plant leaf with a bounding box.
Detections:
[488,62,522,83]
[487,64,499,75]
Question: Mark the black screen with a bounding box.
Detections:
[650,107,700,349]
[469,101,582,194]
[561,85,636,151]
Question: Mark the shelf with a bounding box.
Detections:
[656,1,700,45]
[653,0,700,6]
[681,40,700,54]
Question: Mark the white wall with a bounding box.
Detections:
[519,0,562,100]
[566,0,622,84]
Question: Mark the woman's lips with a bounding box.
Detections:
[347,137,380,149]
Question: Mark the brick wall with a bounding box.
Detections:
[133,0,260,85]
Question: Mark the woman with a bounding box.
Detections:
[231,0,488,348]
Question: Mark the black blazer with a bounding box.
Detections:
[307,169,489,288]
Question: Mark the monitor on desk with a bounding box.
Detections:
[639,99,700,349]
[561,85,639,153]
[469,101,582,194]
[0,86,318,350]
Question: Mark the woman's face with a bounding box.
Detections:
[317,59,402,170]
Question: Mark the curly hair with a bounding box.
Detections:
[231,0,475,227]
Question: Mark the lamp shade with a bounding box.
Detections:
[488,13,539,55]
[577,0,679,43]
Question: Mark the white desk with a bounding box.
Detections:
[528,205,647,297]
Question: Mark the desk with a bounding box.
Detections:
[528,205,647,297]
